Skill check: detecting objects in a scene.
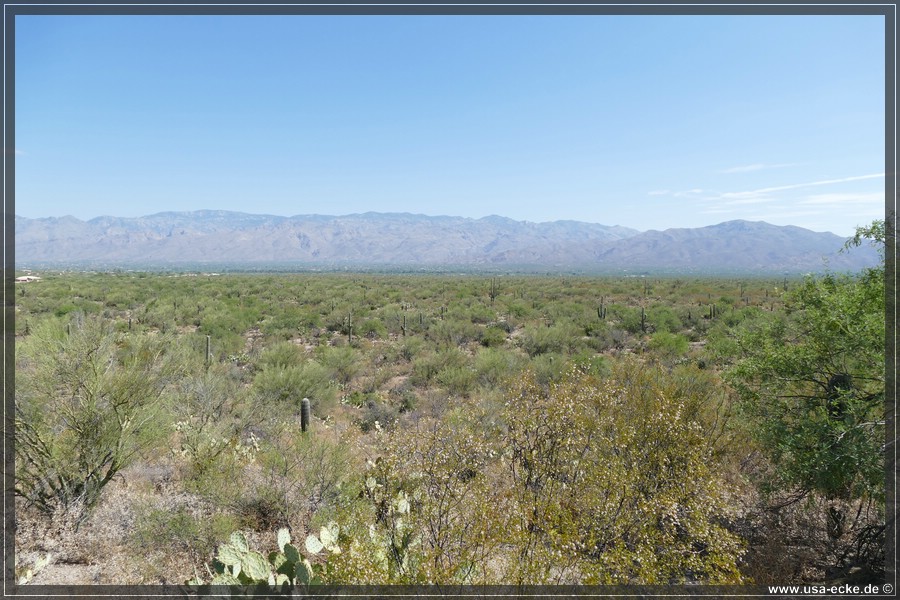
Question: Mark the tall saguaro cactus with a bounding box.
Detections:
[301,398,311,433]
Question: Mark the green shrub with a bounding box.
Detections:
[410,348,467,387]
[529,352,566,385]
[503,300,531,319]
[317,346,360,385]
[356,318,388,339]
[436,365,477,397]
[260,308,321,337]
[518,323,581,357]
[399,336,425,361]
[327,416,510,584]
[647,305,682,333]
[427,319,480,348]
[258,340,306,369]
[480,326,508,348]
[54,303,77,317]
[611,305,644,335]
[253,362,337,417]
[15,316,180,520]
[501,365,745,584]
[569,350,610,378]
[473,348,527,388]
[134,506,239,576]
[466,304,496,325]
[648,331,689,359]
[246,425,352,530]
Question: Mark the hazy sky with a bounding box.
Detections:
[15,14,886,236]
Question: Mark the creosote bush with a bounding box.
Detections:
[321,364,745,585]
[501,364,745,584]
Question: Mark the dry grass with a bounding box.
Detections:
[15,456,221,585]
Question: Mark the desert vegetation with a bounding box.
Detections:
[12,222,886,588]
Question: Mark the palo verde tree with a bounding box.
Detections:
[15,314,185,522]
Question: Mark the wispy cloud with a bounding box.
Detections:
[746,210,822,220]
[647,188,704,198]
[651,172,885,221]
[719,162,798,174]
[719,196,781,206]
[673,188,706,198]
[685,174,884,235]
[798,192,883,206]
[719,173,885,200]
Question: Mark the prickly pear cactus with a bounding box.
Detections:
[304,522,341,556]
[186,528,328,592]
[16,553,51,585]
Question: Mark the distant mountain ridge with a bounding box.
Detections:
[14,211,880,273]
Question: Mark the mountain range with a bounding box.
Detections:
[13,211,881,274]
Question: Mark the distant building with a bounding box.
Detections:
[15,275,41,282]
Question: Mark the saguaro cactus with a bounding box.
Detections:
[301,398,311,433]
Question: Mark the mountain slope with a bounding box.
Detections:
[14,212,879,273]
[594,220,876,272]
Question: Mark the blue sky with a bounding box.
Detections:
[15,14,885,236]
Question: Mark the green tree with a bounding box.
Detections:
[726,221,885,503]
